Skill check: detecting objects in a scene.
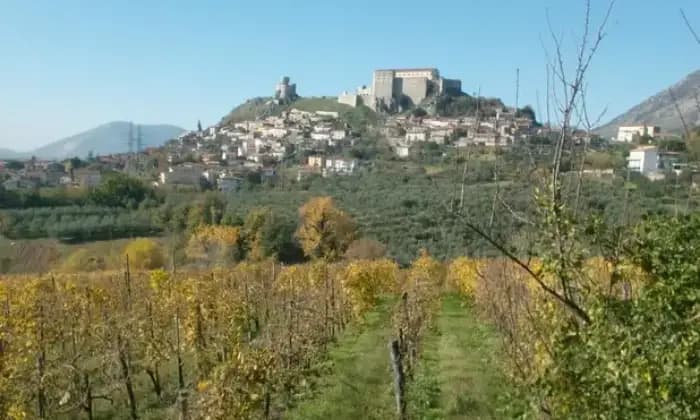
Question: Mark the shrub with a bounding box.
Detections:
[60,248,106,272]
[344,238,387,260]
[123,238,165,270]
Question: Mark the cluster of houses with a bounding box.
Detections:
[159,107,361,192]
[383,109,537,157]
[626,145,694,180]
[618,125,694,180]
[0,159,103,191]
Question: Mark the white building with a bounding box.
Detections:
[331,130,348,141]
[395,144,410,158]
[617,125,661,143]
[628,146,659,175]
[323,157,357,176]
[264,128,288,139]
[406,128,428,142]
[430,129,452,144]
[311,132,331,141]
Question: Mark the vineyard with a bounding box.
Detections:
[2,187,700,420]
[2,182,700,420]
[0,251,510,420]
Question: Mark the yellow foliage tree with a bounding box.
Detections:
[243,208,270,262]
[60,248,106,272]
[123,238,165,270]
[185,225,244,266]
[446,257,484,299]
[295,197,356,260]
[407,249,445,289]
[342,259,398,316]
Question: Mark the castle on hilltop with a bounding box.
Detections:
[274,76,297,104]
[338,68,461,112]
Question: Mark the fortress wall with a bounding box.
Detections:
[338,93,359,108]
[373,70,395,103]
[401,77,429,106]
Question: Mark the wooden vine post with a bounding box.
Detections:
[389,339,406,419]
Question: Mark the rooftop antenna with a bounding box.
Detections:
[127,122,134,154]
[136,124,143,153]
[515,68,520,114]
[546,64,551,128]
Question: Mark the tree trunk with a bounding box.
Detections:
[175,308,188,420]
[145,366,162,399]
[82,373,94,420]
[37,304,47,419]
[118,336,138,420]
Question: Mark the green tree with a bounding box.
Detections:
[243,207,303,263]
[542,215,700,418]
[5,160,24,170]
[515,105,537,122]
[88,172,151,208]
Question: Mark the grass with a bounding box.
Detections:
[286,298,396,420]
[410,294,512,419]
[222,96,353,126]
[0,235,165,274]
[289,97,351,114]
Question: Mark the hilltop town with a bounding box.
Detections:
[1,67,693,195]
[0,68,547,193]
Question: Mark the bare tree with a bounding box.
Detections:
[460,0,616,325]
[548,0,615,197]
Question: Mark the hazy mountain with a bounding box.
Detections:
[0,148,23,160]
[0,122,185,160]
[30,122,186,159]
[596,70,700,139]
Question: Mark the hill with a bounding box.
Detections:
[220,96,376,131]
[0,148,23,160]
[596,69,700,139]
[221,96,356,125]
[220,97,281,125]
[28,122,185,159]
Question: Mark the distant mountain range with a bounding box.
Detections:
[0,121,185,160]
[0,148,21,159]
[596,70,700,139]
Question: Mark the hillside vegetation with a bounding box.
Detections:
[221,96,377,131]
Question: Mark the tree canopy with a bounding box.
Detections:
[88,172,152,208]
[296,197,356,260]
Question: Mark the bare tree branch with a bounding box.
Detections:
[669,87,691,141]
[681,8,700,46]
[550,0,615,197]
[498,195,536,226]
[460,217,591,324]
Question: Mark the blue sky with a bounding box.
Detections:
[0,0,698,150]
